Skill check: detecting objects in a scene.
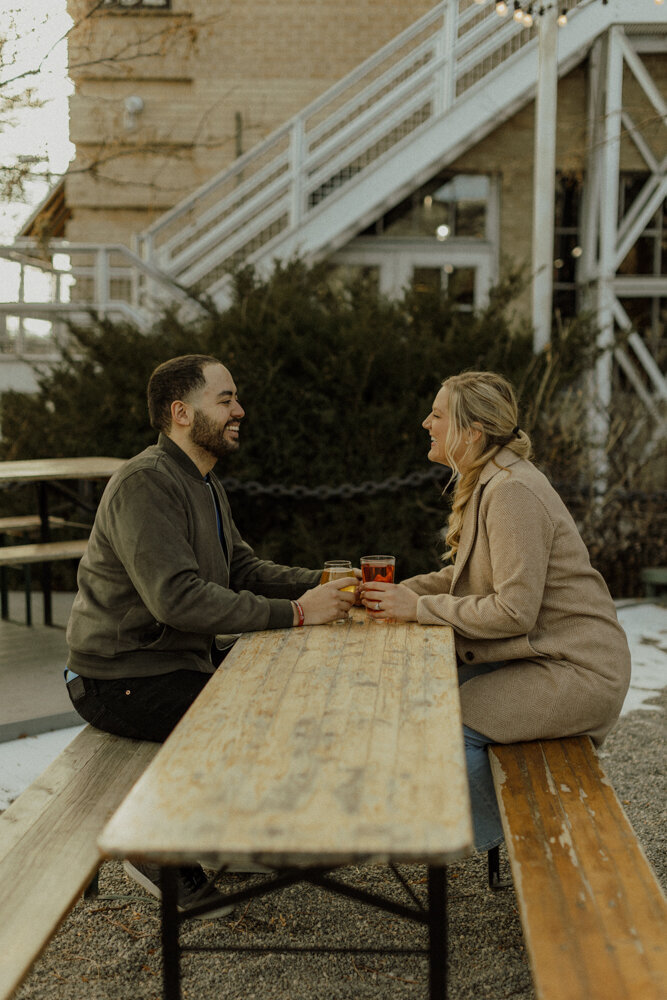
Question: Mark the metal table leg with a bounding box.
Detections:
[427,865,447,999]
[161,867,181,1000]
[36,482,53,627]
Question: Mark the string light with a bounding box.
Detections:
[485,0,660,24]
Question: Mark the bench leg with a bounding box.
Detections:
[24,564,32,627]
[83,871,100,899]
[161,867,181,1000]
[487,845,511,890]
[427,865,448,999]
[0,564,7,620]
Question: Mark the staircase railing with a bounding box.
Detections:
[137,0,589,296]
[0,242,200,358]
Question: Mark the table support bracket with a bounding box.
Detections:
[159,863,449,1000]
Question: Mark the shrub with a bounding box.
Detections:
[1,257,663,593]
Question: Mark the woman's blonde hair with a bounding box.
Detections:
[441,371,532,560]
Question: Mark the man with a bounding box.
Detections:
[65,354,355,915]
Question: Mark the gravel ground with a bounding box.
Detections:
[16,688,666,1000]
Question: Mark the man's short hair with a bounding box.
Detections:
[147,354,221,433]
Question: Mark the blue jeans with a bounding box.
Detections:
[459,661,505,853]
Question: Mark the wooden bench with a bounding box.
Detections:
[0,538,88,626]
[0,516,68,622]
[0,725,158,1000]
[488,736,667,1000]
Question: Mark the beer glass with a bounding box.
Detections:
[360,555,396,620]
[320,560,356,592]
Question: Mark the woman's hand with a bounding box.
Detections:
[360,582,419,622]
[296,578,357,625]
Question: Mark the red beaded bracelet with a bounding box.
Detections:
[293,600,305,627]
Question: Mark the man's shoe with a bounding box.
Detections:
[123,861,234,918]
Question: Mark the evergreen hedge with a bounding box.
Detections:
[2,258,661,592]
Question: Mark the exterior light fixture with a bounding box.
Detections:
[123,94,145,130]
[513,1,524,21]
[557,9,568,25]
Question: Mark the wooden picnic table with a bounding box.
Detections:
[99,609,473,999]
[0,456,125,624]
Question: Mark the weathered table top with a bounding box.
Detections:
[99,612,473,869]
[0,457,125,483]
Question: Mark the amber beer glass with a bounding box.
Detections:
[360,555,396,584]
[320,560,356,592]
[360,555,396,620]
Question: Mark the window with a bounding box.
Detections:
[412,266,476,310]
[361,172,490,241]
[553,172,582,320]
[618,173,666,278]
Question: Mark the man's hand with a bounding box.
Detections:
[296,578,357,625]
[360,582,419,622]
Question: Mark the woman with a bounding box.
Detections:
[361,370,631,852]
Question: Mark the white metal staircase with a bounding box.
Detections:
[134,0,665,307]
[1,0,664,337]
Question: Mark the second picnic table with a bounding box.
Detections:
[99,609,472,999]
[0,457,125,624]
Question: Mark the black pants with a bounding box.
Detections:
[66,670,212,743]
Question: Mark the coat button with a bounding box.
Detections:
[464,651,474,661]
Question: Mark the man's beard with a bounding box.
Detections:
[190,408,239,460]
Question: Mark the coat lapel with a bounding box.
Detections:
[451,448,520,588]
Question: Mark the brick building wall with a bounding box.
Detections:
[65,0,434,244]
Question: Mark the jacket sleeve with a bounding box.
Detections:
[416,480,555,639]
[104,470,306,634]
[401,564,455,595]
[228,519,322,597]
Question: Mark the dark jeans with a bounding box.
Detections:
[66,670,212,743]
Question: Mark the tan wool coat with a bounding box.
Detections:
[402,449,631,745]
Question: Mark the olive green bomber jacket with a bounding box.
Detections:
[66,434,321,679]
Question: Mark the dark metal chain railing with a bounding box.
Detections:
[219,467,451,499]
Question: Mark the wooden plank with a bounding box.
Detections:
[0,726,158,1000]
[0,516,67,534]
[0,539,88,566]
[489,738,667,1000]
[100,615,473,868]
[0,457,125,483]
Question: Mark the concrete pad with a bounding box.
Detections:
[0,591,79,741]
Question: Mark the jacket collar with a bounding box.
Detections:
[451,447,522,586]
[478,446,522,486]
[157,432,209,481]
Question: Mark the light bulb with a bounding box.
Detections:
[495,1,509,15]
[513,2,524,21]
[436,225,450,241]
[557,9,567,25]
[522,10,533,26]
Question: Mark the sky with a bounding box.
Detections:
[0,0,73,242]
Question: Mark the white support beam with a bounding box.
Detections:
[617,30,667,122]
[615,175,667,269]
[594,28,624,426]
[613,299,667,403]
[531,7,558,353]
[620,111,658,174]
